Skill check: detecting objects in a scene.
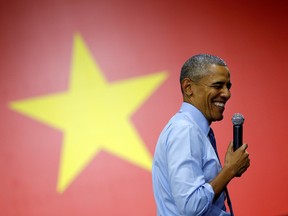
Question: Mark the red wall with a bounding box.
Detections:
[1,0,288,215]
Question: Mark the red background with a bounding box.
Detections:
[1,0,288,215]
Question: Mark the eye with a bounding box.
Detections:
[210,83,232,90]
[212,85,222,89]
[227,83,232,90]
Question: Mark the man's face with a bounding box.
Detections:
[190,64,231,123]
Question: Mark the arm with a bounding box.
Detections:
[167,124,216,215]
[209,142,250,201]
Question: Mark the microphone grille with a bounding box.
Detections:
[232,113,245,125]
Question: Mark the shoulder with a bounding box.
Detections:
[166,112,200,134]
[159,112,205,147]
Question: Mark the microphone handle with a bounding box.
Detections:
[233,125,243,151]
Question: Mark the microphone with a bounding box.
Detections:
[232,113,245,151]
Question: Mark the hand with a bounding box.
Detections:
[224,142,250,177]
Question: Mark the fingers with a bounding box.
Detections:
[226,142,251,178]
[234,143,248,153]
[229,142,248,153]
[236,158,250,177]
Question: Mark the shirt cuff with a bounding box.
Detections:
[203,182,215,204]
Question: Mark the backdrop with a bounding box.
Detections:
[1,0,288,215]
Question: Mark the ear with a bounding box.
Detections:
[181,78,193,97]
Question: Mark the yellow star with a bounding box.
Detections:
[9,34,167,193]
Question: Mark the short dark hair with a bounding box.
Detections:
[180,54,227,84]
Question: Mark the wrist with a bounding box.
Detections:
[221,165,235,182]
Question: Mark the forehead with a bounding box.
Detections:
[201,64,230,82]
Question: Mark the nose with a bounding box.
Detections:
[221,86,231,99]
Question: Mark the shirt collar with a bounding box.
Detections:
[179,102,210,136]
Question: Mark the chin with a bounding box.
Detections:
[213,115,224,122]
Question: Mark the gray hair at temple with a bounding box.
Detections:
[180,54,227,85]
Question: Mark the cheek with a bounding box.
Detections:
[206,94,214,105]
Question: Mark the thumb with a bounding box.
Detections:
[235,143,248,153]
[241,143,248,150]
[228,141,234,151]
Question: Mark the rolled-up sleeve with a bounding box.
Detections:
[166,122,214,215]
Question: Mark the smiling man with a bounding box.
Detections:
[152,54,250,216]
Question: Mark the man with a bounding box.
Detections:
[152,54,250,216]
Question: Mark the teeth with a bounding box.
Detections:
[214,102,225,107]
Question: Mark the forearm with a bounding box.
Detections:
[209,166,234,201]
[210,143,250,201]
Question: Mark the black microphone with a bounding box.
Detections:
[232,113,245,151]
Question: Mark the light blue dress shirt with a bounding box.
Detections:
[152,102,229,216]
